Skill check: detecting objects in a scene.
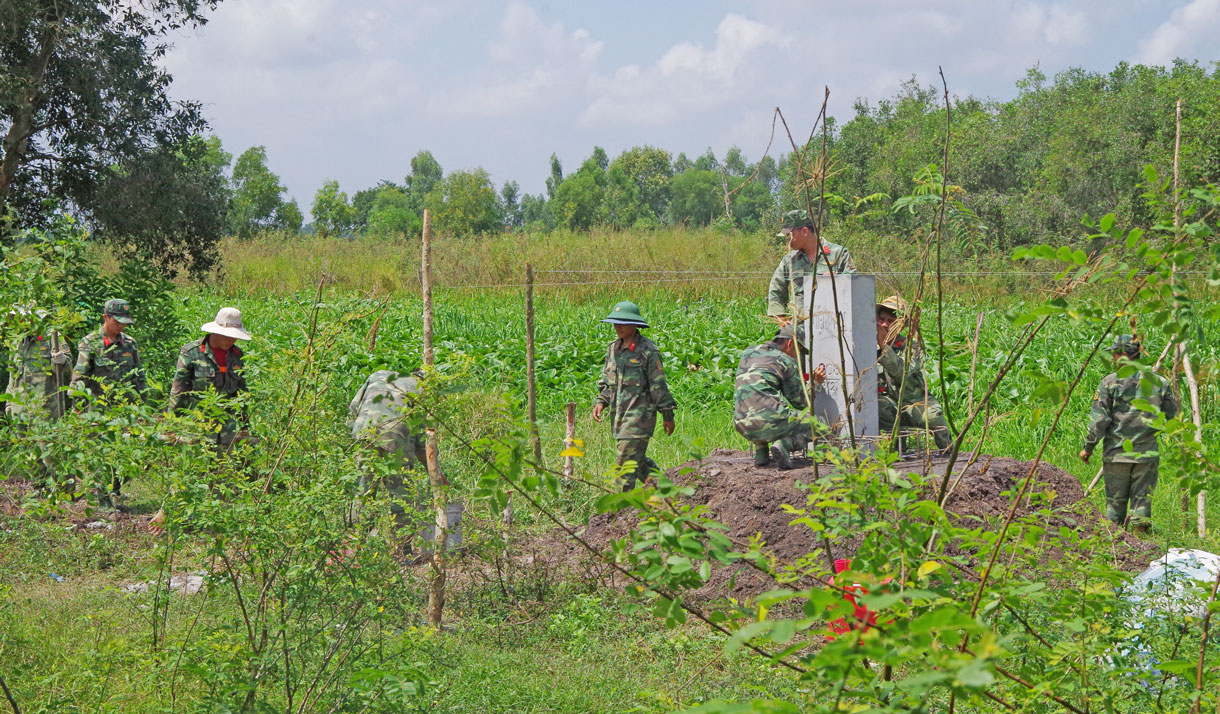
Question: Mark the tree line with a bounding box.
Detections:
[3,0,1218,274]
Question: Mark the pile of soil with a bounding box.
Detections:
[548,449,1163,600]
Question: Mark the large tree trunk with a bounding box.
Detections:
[0,20,61,214]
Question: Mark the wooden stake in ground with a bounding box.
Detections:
[526,263,542,472]
[563,402,576,480]
[1183,350,1206,537]
[421,209,447,628]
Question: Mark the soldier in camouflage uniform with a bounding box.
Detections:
[4,307,72,488]
[168,307,252,447]
[593,301,677,490]
[349,369,426,527]
[1080,335,1178,533]
[767,209,856,320]
[733,324,828,469]
[72,298,146,403]
[875,297,952,450]
[5,307,72,420]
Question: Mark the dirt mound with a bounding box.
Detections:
[567,449,1162,600]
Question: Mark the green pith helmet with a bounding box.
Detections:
[1109,334,1142,356]
[602,301,648,327]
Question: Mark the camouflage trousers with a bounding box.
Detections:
[615,438,659,490]
[735,413,813,454]
[357,445,421,528]
[1102,460,1158,527]
[878,396,951,449]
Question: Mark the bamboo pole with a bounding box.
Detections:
[421,209,447,627]
[563,402,576,480]
[526,263,542,472]
[1183,350,1206,537]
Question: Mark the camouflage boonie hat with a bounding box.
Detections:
[103,298,134,324]
[1108,335,1141,356]
[776,209,818,237]
[602,301,649,327]
[774,323,806,344]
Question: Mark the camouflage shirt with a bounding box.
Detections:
[5,332,72,419]
[72,328,146,400]
[349,370,421,458]
[766,242,856,317]
[1084,371,1178,463]
[595,334,676,440]
[733,341,811,439]
[168,336,249,438]
[877,341,931,407]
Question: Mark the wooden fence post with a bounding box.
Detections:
[563,402,576,480]
[526,263,542,472]
[421,209,447,627]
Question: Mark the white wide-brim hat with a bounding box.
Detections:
[201,306,252,340]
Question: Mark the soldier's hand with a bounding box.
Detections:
[1079,449,1091,464]
[147,508,166,535]
[811,364,827,385]
[663,420,675,436]
[592,404,604,422]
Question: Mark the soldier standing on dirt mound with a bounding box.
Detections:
[1080,335,1178,534]
[875,296,952,451]
[733,324,828,470]
[592,301,676,491]
[766,209,856,322]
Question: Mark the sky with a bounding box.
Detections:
[161,0,1220,210]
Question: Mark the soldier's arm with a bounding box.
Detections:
[1082,383,1113,455]
[1161,381,1180,421]
[836,246,857,275]
[782,359,808,411]
[766,256,790,317]
[594,345,615,408]
[167,352,193,413]
[70,338,92,389]
[645,345,677,420]
[131,340,148,395]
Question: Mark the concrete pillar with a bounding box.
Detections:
[800,274,879,441]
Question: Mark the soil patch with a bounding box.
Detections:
[536,449,1163,601]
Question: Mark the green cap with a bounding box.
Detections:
[103,298,134,324]
[776,209,818,238]
[1108,335,1141,356]
[602,301,648,327]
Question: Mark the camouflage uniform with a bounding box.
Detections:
[876,339,951,450]
[5,332,72,420]
[733,340,822,453]
[72,328,146,402]
[349,370,425,524]
[595,334,676,487]
[766,244,856,318]
[1084,371,1178,526]
[168,336,249,445]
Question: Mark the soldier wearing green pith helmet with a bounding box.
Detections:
[1079,335,1178,534]
[767,209,856,320]
[592,301,676,490]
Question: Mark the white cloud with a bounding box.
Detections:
[582,13,786,126]
[426,2,603,118]
[1136,0,1220,65]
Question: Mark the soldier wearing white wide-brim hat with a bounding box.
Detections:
[167,307,253,445]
